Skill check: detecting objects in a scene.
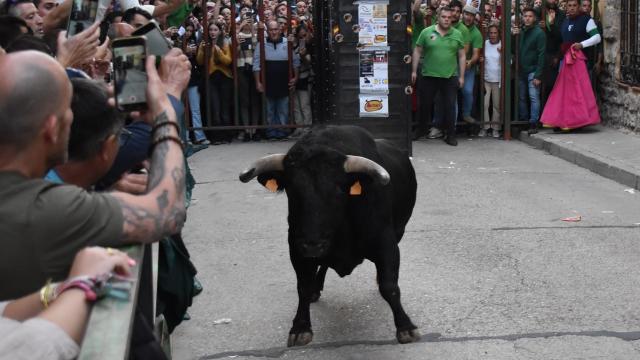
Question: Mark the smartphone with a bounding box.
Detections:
[112,36,148,112]
[132,22,172,57]
[67,0,109,36]
[67,0,98,36]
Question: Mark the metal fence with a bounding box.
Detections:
[621,0,640,86]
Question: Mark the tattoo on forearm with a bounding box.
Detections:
[118,111,187,243]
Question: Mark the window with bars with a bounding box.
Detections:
[621,0,640,86]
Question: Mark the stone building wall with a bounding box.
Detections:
[598,0,640,132]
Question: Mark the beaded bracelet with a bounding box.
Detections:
[150,135,185,154]
[151,120,181,136]
[55,276,99,302]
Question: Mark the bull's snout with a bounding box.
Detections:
[299,242,329,258]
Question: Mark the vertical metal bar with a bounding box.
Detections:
[406,0,412,155]
[502,0,513,139]
[287,0,295,125]
[513,0,520,126]
[202,0,211,128]
[231,0,239,127]
[258,0,267,126]
[479,0,486,128]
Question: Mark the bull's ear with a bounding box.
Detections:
[349,180,362,196]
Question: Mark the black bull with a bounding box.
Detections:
[239,126,419,346]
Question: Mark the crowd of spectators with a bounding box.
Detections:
[411,0,603,145]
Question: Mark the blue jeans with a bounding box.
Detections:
[462,68,476,117]
[266,96,289,138]
[519,72,541,123]
[187,86,207,142]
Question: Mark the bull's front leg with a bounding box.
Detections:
[287,257,317,347]
[373,236,420,344]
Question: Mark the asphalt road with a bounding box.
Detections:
[171,136,640,360]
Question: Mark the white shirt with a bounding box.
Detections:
[484,39,501,83]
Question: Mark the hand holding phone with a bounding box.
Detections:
[57,21,100,68]
[157,48,191,99]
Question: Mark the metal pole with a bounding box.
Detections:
[258,0,267,127]
[502,0,513,139]
[231,0,239,127]
[513,0,520,126]
[202,0,212,128]
[287,0,295,125]
[479,0,486,128]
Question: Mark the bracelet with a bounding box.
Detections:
[55,276,99,302]
[149,135,185,155]
[152,120,181,137]
[39,279,55,308]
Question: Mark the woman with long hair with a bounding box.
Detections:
[197,21,233,144]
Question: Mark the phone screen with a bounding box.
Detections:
[67,0,98,36]
[113,44,147,110]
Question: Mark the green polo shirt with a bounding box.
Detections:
[466,23,483,71]
[416,25,464,78]
[453,21,471,46]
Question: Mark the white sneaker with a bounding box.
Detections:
[477,129,487,137]
[492,129,501,138]
[427,127,443,139]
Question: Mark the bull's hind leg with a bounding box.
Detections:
[310,265,328,303]
[288,259,317,347]
[374,241,420,344]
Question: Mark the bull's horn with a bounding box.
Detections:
[344,155,390,185]
[239,154,286,183]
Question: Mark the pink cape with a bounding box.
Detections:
[540,48,600,129]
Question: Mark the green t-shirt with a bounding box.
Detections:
[416,25,464,78]
[167,3,194,28]
[453,21,471,46]
[467,24,483,59]
[466,23,483,71]
[0,172,124,300]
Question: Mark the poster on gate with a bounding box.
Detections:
[359,94,389,117]
[359,47,389,93]
[357,2,388,46]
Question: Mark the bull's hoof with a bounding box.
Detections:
[309,291,321,303]
[287,331,313,347]
[396,328,421,344]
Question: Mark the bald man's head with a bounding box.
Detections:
[0,51,72,153]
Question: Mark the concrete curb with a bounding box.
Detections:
[517,132,640,190]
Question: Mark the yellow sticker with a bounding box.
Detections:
[265,179,278,192]
[350,181,362,196]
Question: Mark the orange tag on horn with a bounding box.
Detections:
[350,181,362,195]
[265,179,278,192]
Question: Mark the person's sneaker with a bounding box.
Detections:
[427,127,443,139]
[196,139,211,145]
[477,129,487,137]
[463,115,476,124]
[444,136,458,146]
[492,129,500,138]
[528,123,538,135]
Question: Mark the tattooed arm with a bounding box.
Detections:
[110,52,191,244]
